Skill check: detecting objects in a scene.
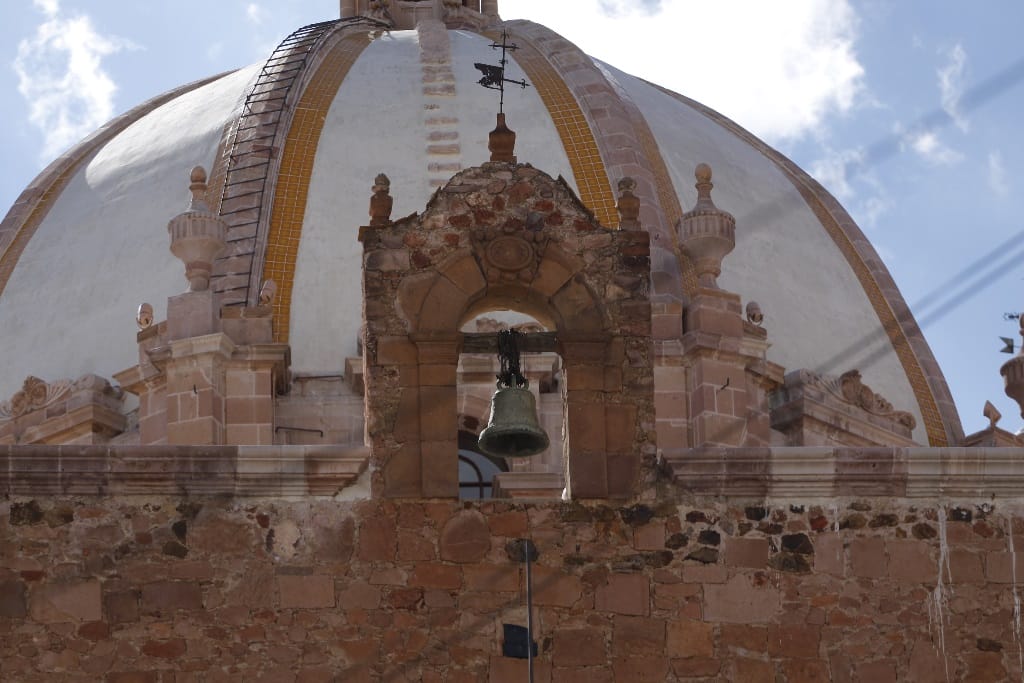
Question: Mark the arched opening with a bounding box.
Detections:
[458,310,565,498]
[457,430,507,499]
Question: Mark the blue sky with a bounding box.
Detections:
[1,0,1022,436]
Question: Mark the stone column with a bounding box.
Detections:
[561,340,609,498]
[415,337,460,498]
[677,164,776,448]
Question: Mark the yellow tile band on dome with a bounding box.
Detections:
[652,85,951,447]
[261,32,373,344]
[630,113,699,295]
[488,33,619,230]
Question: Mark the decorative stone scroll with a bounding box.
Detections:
[829,370,916,429]
[770,368,918,447]
[0,376,73,422]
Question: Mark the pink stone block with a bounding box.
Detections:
[278,575,334,609]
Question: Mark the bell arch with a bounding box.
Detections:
[360,163,654,499]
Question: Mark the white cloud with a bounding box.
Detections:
[906,130,963,166]
[33,0,59,16]
[938,43,969,132]
[246,3,268,25]
[501,0,866,142]
[988,151,1009,196]
[14,1,135,160]
[810,147,889,228]
[810,147,865,201]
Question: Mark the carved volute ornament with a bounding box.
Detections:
[679,163,736,288]
[369,173,393,226]
[616,177,641,230]
[1001,316,1024,417]
[789,368,917,430]
[168,166,228,292]
[488,113,516,163]
[0,376,73,421]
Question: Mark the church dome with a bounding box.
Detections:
[0,2,961,445]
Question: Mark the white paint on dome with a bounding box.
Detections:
[288,30,574,372]
[604,63,925,441]
[0,65,259,398]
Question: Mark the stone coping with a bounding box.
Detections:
[0,444,368,498]
[663,447,1024,500]
[6,444,1022,502]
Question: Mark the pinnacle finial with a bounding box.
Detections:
[369,173,393,226]
[168,165,227,292]
[616,177,640,229]
[488,113,516,163]
[189,166,209,210]
[1001,318,1024,418]
[679,163,736,288]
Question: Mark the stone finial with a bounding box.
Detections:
[136,303,154,330]
[616,177,640,229]
[259,279,277,306]
[188,166,209,210]
[369,173,393,226]
[489,113,517,163]
[983,400,1002,429]
[168,165,227,292]
[1001,316,1024,418]
[679,163,735,288]
[745,301,764,326]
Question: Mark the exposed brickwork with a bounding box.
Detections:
[2,495,1022,680]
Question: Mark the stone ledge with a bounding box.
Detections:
[0,444,369,498]
[662,447,1024,500]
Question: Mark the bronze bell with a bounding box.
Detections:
[478,384,550,458]
[477,328,550,458]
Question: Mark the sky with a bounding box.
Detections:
[1,0,1023,436]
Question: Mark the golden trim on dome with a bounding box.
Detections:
[486,32,619,229]
[649,84,957,447]
[260,32,374,344]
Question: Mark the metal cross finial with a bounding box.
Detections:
[474,29,530,113]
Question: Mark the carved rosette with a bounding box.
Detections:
[472,221,548,284]
[0,376,73,422]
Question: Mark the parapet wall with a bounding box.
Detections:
[2,446,1024,681]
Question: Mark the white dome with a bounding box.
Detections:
[0,17,961,445]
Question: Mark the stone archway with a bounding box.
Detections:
[361,162,654,499]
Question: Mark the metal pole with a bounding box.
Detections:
[525,538,534,683]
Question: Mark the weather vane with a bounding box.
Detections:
[474,29,530,113]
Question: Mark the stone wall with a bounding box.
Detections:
[2,488,1022,682]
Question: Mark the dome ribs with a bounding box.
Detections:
[212,19,346,307]
[647,84,963,447]
[496,21,689,319]
[254,29,377,343]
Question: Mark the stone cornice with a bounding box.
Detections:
[0,445,369,498]
[662,447,1024,500]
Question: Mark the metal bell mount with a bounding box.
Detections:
[477,329,550,458]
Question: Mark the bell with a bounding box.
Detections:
[478,385,550,458]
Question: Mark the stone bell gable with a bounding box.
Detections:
[361,162,655,499]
